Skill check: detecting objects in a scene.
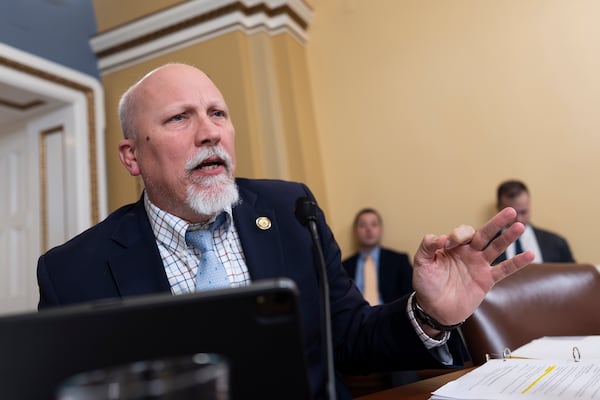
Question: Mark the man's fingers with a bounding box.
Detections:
[482,221,525,263]
[469,207,518,251]
[491,251,535,283]
[416,234,447,260]
[446,225,476,249]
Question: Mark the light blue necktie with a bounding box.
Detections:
[185,213,230,291]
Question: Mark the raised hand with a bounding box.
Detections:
[412,207,535,327]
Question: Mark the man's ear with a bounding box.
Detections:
[118,138,141,176]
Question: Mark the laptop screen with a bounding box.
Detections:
[0,278,311,400]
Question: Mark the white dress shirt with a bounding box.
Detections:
[506,224,543,263]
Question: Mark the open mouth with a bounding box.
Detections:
[194,156,226,171]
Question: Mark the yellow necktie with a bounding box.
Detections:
[363,254,378,305]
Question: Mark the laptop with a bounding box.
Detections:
[0,278,311,400]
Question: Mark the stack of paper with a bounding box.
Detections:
[511,336,600,360]
[430,336,600,400]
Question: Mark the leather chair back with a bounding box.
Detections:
[460,263,600,365]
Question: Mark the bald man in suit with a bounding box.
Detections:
[37,64,534,400]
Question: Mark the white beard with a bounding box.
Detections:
[185,147,239,216]
[186,174,239,216]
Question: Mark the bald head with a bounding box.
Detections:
[118,63,220,140]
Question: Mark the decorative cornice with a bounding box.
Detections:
[90,0,313,74]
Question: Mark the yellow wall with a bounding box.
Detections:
[306,0,600,263]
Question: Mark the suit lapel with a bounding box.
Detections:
[104,187,288,294]
[107,200,172,297]
[532,226,549,261]
[233,185,286,281]
[377,249,391,298]
[346,255,358,278]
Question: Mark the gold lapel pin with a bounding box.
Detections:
[256,216,272,230]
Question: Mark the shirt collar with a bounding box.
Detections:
[361,246,381,261]
[144,192,233,251]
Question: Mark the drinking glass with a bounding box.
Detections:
[56,353,229,400]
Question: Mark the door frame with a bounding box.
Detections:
[0,43,107,314]
[0,43,107,239]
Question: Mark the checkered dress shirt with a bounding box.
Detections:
[144,194,251,295]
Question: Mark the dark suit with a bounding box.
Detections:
[493,225,575,265]
[37,178,467,399]
[342,248,413,304]
[343,248,419,387]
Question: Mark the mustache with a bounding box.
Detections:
[185,146,233,172]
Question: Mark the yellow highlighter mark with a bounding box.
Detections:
[522,365,556,394]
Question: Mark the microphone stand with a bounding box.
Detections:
[295,198,337,400]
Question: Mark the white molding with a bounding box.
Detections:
[0,43,108,226]
[90,0,312,75]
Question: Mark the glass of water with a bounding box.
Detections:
[56,353,229,400]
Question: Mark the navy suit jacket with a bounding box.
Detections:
[342,248,413,304]
[493,225,575,265]
[37,178,466,399]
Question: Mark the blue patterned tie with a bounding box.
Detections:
[185,213,230,291]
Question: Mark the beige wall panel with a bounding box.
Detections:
[307,0,600,263]
[93,0,186,32]
[240,32,328,210]
[271,34,328,212]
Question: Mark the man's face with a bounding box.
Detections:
[119,64,237,222]
[354,212,383,248]
[499,192,531,225]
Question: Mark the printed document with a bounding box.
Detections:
[431,358,600,399]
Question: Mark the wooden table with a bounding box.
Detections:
[355,367,474,400]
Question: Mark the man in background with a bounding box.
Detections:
[342,208,420,391]
[342,208,413,305]
[493,180,575,265]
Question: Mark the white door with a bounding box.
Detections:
[0,122,38,315]
[0,45,107,316]
[0,107,74,315]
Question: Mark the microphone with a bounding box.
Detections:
[295,197,336,400]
